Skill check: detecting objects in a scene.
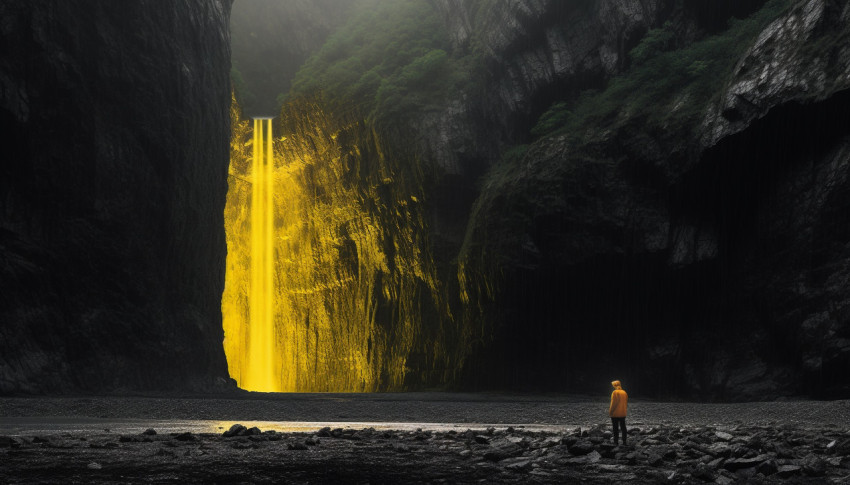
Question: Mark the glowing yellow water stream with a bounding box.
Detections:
[222,100,463,393]
[244,118,279,392]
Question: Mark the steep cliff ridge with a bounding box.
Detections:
[423,0,670,178]
[460,0,850,399]
[0,0,234,393]
[274,0,850,398]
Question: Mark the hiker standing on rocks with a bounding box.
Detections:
[609,380,628,446]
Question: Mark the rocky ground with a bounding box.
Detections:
[2,395,850,483]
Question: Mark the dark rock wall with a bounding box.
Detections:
[424,0,670,174]
[0,0,234,393]
[445,0,850,399]
[420,0,677,264]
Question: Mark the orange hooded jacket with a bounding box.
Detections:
[609,380,628,418]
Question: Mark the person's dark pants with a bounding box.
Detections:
[611,417,627,445]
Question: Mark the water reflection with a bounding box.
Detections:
[0,417,564,436]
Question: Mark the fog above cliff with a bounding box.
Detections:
[229,0,352,115]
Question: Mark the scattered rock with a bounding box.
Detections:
[733,466,757,480]
[231,442,258,450]
[774,444,795,458]
[757,459,778,476]
[223,424,247,438]
[646,453,663,467]
[483,442,523,462]
[801,454,826,476]
[501,457,533,472]
[142,428,157,436]
[560,436,578,447]
[776,464,802,478]
[317,427,332,437]
[833,439,850,456]
[600,442,617,458]
[691,463,715,481]
[567,440,594,456]
[87,462,102,470]
[5,423,850,482]
[722,454,769,471]
[714,431,733,441]
[89,442,119,449]
[529,469,553,478]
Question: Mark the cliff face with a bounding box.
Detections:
[252,0,850,398]
[422,0,669,176]
[448,0,850,399]
[0,0,234,393]
[222,100,455,391]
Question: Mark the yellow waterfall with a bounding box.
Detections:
[244,118,279,392]
[223,99,459,393]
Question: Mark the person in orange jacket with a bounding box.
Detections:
[609,380,628,446]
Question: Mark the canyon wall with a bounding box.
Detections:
[445,0,850,399]
[275,0,850,398]
[0,0,234,393]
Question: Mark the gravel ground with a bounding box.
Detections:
[2,394,850,483]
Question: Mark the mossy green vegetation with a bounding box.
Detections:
[530,0,793,142]
[288,0,480,125]
[461,0,795,290]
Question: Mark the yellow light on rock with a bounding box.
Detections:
[222,100,456,393]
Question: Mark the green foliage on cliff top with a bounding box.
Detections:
[289,0,479,124]
[467,0,793,268]
[531,0,793,141]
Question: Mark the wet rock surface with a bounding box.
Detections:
[2,395,849,482]
[3,421,850,483]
